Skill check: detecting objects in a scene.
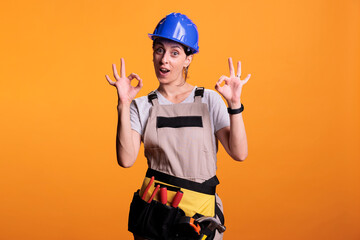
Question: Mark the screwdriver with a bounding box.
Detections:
[141,176,154,200]
[160,187,167,204]
[171,190,183,208]
[148,184,160,203]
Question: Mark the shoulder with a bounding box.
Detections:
[130,94,153,136]
[133,94,149,104]
[131,94,152,110]
[203,88,221,98]
[202,88,228,117]
[202,88,224,105]
[202,88,230,131]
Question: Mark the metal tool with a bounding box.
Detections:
[196,216,226,233]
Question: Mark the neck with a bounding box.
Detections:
[158,81,194,97]
[157,82,195,104]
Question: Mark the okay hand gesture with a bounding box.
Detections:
[105,58,143,105]
[215,57,251,108]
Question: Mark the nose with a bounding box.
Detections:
[160,52,169,64]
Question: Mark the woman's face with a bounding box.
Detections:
[153,38,192,84]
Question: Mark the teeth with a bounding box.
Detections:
[160,68,169,73]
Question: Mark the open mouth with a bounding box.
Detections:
[160,68,170,74]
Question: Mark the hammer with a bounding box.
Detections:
[196,216,226,233]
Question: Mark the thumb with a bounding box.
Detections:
[135,78,143,91]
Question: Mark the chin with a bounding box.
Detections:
[157,78,170,84]
[156,75,170,82]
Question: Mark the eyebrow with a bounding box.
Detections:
[154,42,182,49]
[170,45,181,49]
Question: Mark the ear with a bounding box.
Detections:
[184,55,193,68]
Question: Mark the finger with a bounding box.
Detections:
[215,77,226,93]
[135,78,143,91]
[128,73,143,91]
[105,75,115,86]
[128,73,141,81]
[228,57,235,77]
[237,61,241,78]
[214,82,220,91]
[216,75,229,87]
[242,73,251,84]
[112,64,120,80]
[215,84,225,95]
[120,58,126,78]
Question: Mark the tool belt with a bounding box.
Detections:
[128,169,225,240]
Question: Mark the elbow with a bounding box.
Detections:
[116,146,136,168]
[231,152,248,162]
[228,140,248,162]
[117,159,134,168]
[116,156,135,168]
[121,164,133,168]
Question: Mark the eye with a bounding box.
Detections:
[155,47,164,54]
[172,51,179,56]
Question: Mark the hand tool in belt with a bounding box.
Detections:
[171,190,183,208]
[148,184,160,203]
[197,216,226,239]
[141,176,154,200]
[160,187,167,204]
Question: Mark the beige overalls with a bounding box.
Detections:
[130,87,224,240]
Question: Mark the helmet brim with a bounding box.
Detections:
[148,33,199,54]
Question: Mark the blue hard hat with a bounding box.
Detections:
[148,12,199,54]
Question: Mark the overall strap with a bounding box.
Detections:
[194,87,204,103]
[147,91,159,106]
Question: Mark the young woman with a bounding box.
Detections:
[105,12,250,240]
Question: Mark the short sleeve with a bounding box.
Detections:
[209,91,230,133]
[130,100,142,135]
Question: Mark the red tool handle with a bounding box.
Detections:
[160,187,167,204]
[148,184,160,203]
[141,176,154,200]
[171,190,183,208]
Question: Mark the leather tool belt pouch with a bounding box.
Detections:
[128,190,185,240]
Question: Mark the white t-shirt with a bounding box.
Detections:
[130,86,230,152]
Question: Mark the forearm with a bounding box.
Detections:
[116,102,137,167]
[228,102,248,161]
[215,57,251,161]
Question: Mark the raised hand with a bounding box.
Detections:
[215,57,251,108]
[105,58,143,105]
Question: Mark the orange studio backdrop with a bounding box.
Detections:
[0,0,359,239]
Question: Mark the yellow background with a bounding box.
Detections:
[1,0,359,239]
